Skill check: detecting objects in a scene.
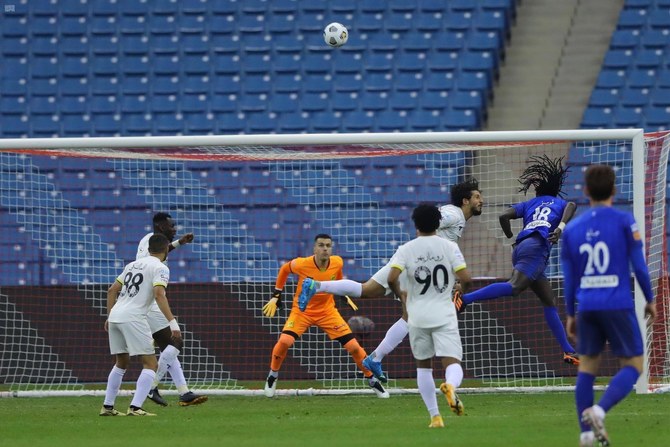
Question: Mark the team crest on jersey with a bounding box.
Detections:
[286,320,295,328]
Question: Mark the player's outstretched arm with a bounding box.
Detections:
[498,207,517,239]
[455,268,473,294]
[169,233,195,252]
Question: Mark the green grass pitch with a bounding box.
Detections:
[1,392,667,447]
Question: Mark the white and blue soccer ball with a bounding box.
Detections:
[323,22,348,48]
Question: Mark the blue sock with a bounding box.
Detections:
[463,282,513,305]
[543,306,575,352]
[598,366,640,413]
[575,372,595,432]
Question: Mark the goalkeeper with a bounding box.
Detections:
[261,233,389,399]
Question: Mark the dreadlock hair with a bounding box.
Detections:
[518,155,569,198]
[450,177,480,207]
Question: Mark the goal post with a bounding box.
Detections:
[0,129,667,396]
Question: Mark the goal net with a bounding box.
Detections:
[0,130,667,396]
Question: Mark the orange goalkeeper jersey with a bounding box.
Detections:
[275,255,344,314]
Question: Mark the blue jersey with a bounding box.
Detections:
[560,206,653,316]
[512,195,567,247]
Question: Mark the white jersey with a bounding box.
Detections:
[108,256,170,323]
[136,232,158,261]
[437,204,466,242]
[390,235,466,328]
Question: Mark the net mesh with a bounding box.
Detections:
[0,131,667,393]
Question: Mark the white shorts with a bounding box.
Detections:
[371,262,408,298]
[108,320,155,356]
[409,322,463,361]
[146,307,169,334]
[371,263,393,295]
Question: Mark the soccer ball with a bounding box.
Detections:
[347,316,375,336]
[323,22,348,47]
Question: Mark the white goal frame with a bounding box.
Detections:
[0,128,660,396]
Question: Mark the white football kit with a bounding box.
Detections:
[390,235,467,360]
[108,256,170,356]
[137,232,172,333]
[371,204,464,294]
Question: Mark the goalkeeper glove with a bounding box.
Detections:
[262,289,283,317]
[342,295,359,311]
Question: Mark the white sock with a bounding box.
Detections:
[372,318,408,362]
[130,369,156,409]
[103,366,125,407]
[167,357,190,394]
[316,279,362,297]
[269,370,278,378]
[445,363,464,388]
[417,368,439,417]
[593,404,606,419]
[153,345,180,387]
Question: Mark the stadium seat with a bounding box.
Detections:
[595,70,626,89]
[360,92,388,112]
[613,107,643,127]
[610,30,639,49]
[408,110,441,131]
[278,113,309,133]
[602,49,634,69]
[617,10,647,28]
[620,87,649,107]
[627,69,656,88]
[343,112,374,132]
[581,107,613,128]
[588,89,619,108]
[643,105,670,129]
[389,92,419,111]
[374,110,407,132]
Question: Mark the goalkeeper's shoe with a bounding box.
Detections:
[563,351,580,366]
[264,374,277,398]
[368,377,390,399]
[440,383,464,416]
[453,290,467,314]
[178,391,208,406]
[127,406,156,416]
[99,406,125,416]
[428,415,444,428]
[581,407,609,447]
[362,354,388,383]
[147,387,168,407]
[298,278,317,312]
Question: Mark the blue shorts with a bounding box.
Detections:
[511,234,549,281]
[577,309,643,358]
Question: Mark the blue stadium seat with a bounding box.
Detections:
[589,89,619,108]
[216,113,246,134]
[61,115,90,136]
[627,69,656,88]
[358,13,383,33]
[425,72,456,91]
[649,8,670,28]
[650,87,670,106]
[595,70,626,89]
[386,13,413,33]
[610,29,639,49]
[582,107,613,128]
[278,113,308,133]
[442,108,478,131]
[389,92,418,111]
[269,93,299,114]
[122,115,152,135]
[602,49,634,69]
[618,10,647,28]
[375,110,407,132]
[409,109,441,131]
[363,73,393,92]
[620,87,649,107]
[334,73,364,93]
[613,107,643,127]
[300,93,328,112]
[394,72,423,92]
[184,113,215,133]
[367,34,400,54]
[396,53,425,73]
[29,97,57,116]
[242,74,272,93]
[360,92,387,111]
[343,111,374,132]
[634,49,663,68]
[643,105,670,129]
[303,74,330,93]
[331,93,357,112]
[640,29,670,48]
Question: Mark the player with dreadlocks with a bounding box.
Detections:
[454,155,580,365]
